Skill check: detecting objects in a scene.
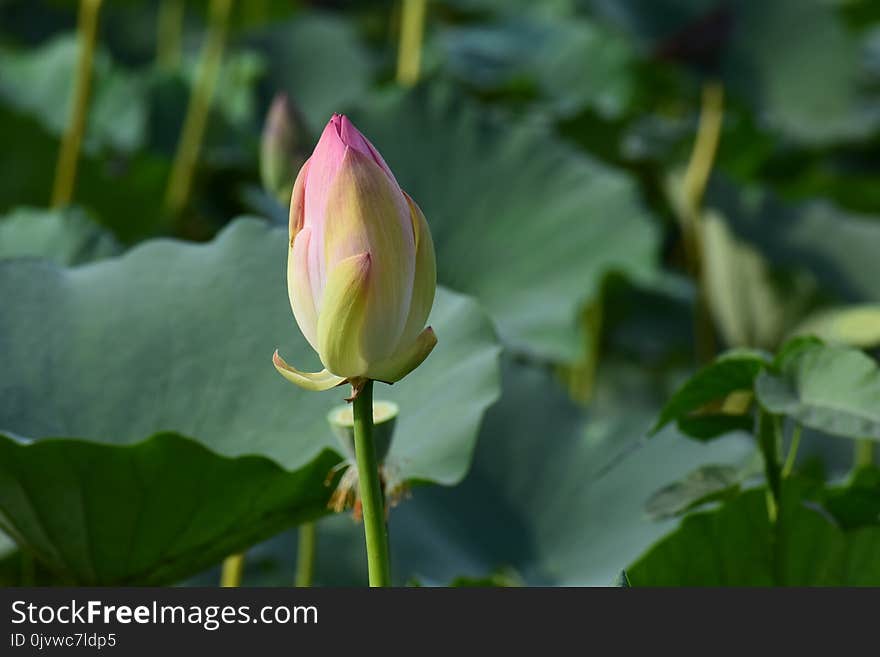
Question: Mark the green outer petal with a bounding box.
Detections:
[317,251,372,378]
[366,326,438,383]
[398,192,436,349]
[322,148,414,362]
[288,226,318,350]
[272,350,346,391]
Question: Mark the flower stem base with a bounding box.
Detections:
[352,380,392,586]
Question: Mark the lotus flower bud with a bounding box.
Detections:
[273,114,437,392]
[260,93,309,203]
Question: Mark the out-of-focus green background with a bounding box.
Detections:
[0,0,879,586]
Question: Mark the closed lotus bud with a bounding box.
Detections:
[273,114,437,392]
[260,93,309,203]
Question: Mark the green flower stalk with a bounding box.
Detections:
[220,552,245,587]
[156,0,184,70]
[396,0,427,87]
[294,522,317,587]
[164,0,233,217]
[51,0,103,208]
[274,114,437,587]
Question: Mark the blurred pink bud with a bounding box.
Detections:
[260,93,308,203]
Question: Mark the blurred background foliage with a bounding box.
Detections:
[0,0,878,586]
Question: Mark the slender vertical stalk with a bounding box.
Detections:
[678,82,724,363]
[156,0,184,70]
[758,411,782,521]
[163,0,233,218]
[781,424,802,478]
[855,439,875,469]
[51,0,103,208]
[352,380,392,587]
[681,82,725,220]
[220,553,245,587]
[396,0,427,87]
[294,522,317,587]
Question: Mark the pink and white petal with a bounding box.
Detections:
[321,149,415,359]
[396,193,437,349]
[337,114,398,184]
[288,226,319,350]
[304,117,348,286]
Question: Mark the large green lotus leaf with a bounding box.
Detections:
[0,218,501,584]
[351,86,659,363]
[709,181,880,303]
[436,16,636,118]
[724,0,878,145]
[582,0,879,144]
[627,482,880,585]
[0,217,500,483]
[249,14,374,134]
[0,432,339,585]
[756,344,880,441]
[0,35,147,154]
[215,360,752,586]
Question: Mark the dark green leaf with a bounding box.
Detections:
[652,350,768,439]
[822,468,880,531]
[629,482,880,585]
[0,432,337,585]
